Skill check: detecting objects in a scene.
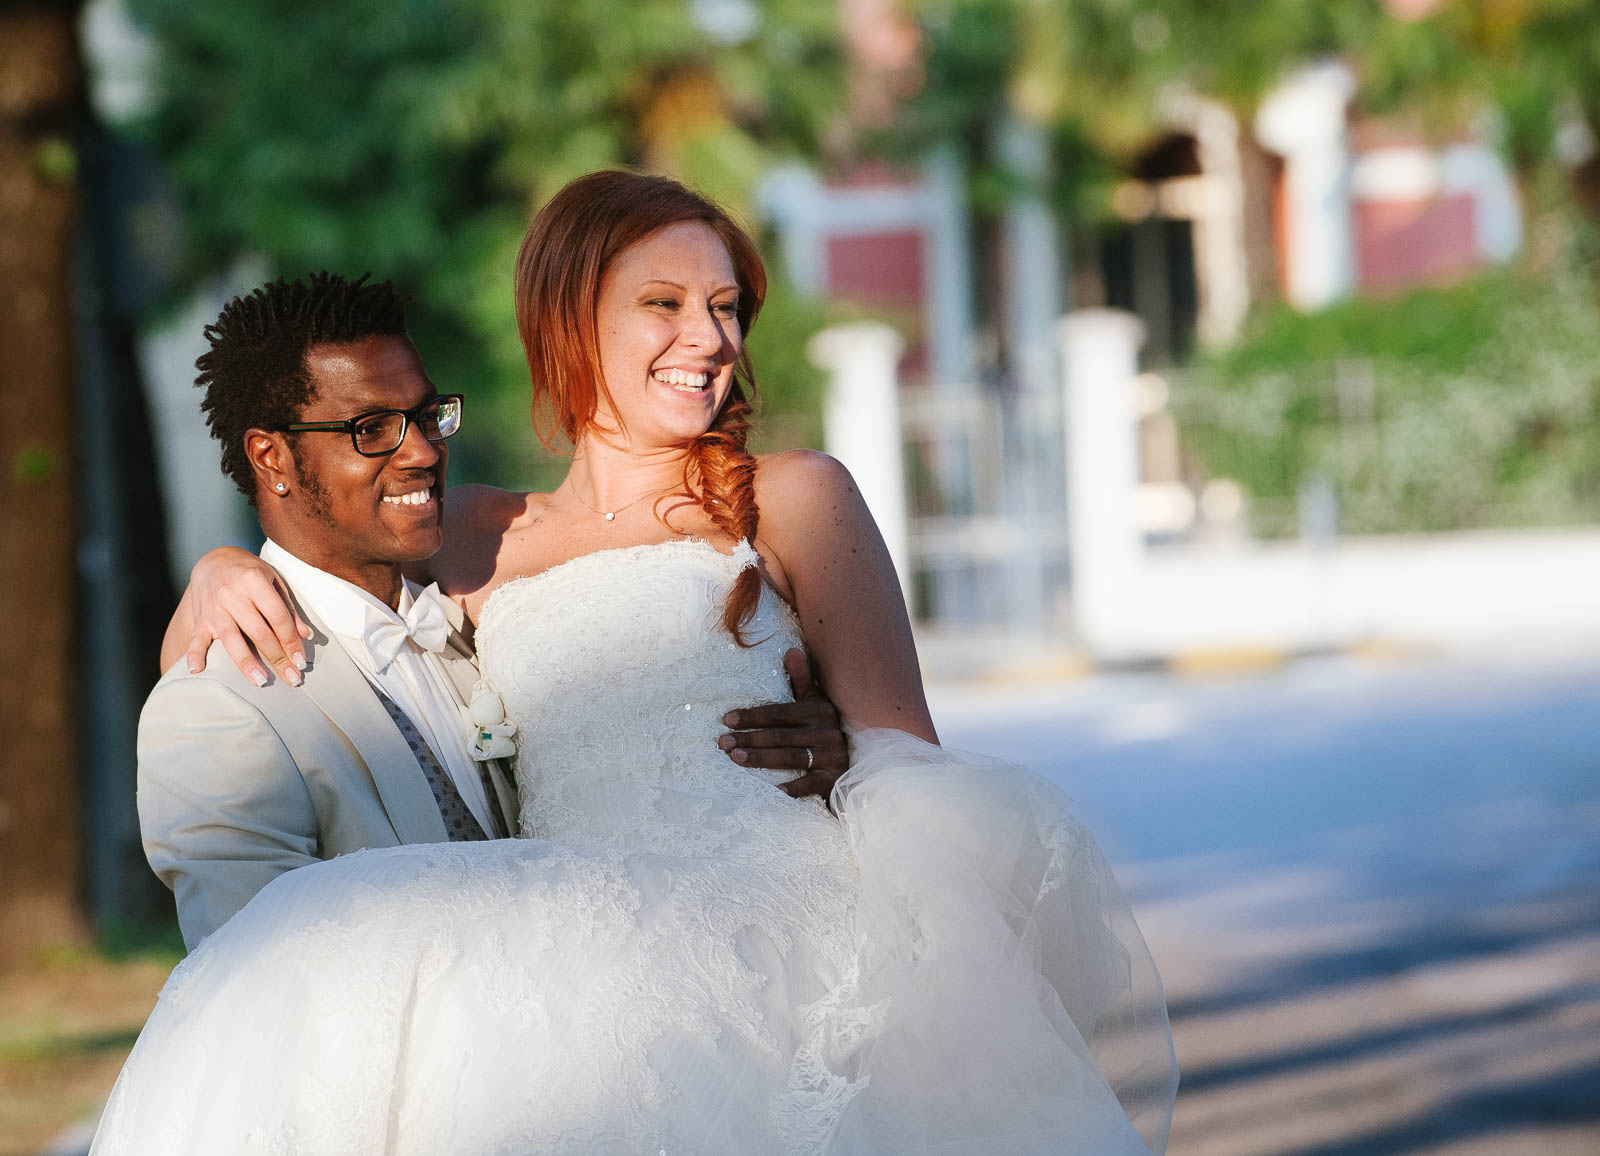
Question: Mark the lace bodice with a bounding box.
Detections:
[476,538,831,856]
[474,539,869,1151]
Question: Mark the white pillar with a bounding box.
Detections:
[1188,98,1252,345]
[754,162,828,296]
[1255,61,1357,311]
[760,152,975,390]
[808,323,913,611]
[921,144,977,389]
[1060,310,1145,654]
[996,116,1061,395]
[994,116,1059,629]
[1442,143,1521,263]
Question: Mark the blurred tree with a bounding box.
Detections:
[0,0,88,963]
[126,0,849,486]
[895,0,1384,315]
[1360,0,1600,277]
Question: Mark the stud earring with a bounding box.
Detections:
[274,483,287,493]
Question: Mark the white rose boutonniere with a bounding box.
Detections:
[464,681,517,762]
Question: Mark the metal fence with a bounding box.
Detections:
[899,384,1070,630]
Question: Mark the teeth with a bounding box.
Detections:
[653,368,709,391]
[383,489,432,507]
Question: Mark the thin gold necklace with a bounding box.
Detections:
[565,477,674,522]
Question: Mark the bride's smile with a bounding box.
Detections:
[593,219,743,450]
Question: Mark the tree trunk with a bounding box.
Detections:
[1511,163,1554,278]
[1571,151,1600,301]
[1237,124,1281,311]
[0,0,87,965]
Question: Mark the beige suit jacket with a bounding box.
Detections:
[137,588,518,950]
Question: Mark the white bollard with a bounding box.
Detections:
[1059,310,1146,654]
[807,323,914,612]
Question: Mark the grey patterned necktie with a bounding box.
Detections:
[372,691,491,842]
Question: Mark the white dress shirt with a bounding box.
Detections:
[261,540,497,835]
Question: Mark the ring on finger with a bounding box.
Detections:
[804,747,814,771]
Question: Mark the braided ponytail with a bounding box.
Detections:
[685,374,761,644]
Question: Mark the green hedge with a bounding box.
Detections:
[1170,258,1600,536]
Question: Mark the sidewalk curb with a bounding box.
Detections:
[920,637,1441,685]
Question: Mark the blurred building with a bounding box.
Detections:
[777,35,1531,649]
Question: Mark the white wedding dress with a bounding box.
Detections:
[93,539,1176,1155]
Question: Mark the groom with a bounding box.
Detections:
[139,273,848,950]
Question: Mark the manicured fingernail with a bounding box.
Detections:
[291,651,307,671]
[717,734,735,750]
[721,712,738,727]
[299,624,313,639]
[282,666,302,687]
[250,669,269,687]
[187,661,200,674]
[731,749,748,764]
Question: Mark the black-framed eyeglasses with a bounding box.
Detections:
[281,395,464,457]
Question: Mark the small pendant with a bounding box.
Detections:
[604,511,615,521]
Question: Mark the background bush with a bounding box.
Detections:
[1171,211,1600,537]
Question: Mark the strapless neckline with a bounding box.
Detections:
[476,536,757,630]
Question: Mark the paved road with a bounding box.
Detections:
[930,652,1600,1155]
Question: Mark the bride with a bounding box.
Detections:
[95,171,1177,1154]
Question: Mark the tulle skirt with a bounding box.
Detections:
[93,729,1176,1155]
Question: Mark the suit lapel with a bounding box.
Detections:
[436,639,480,706]
[437,595,479,701]
[438,596,521,836]
[292,596,450,846]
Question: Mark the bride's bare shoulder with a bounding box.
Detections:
[428,484,536,596]
[449,483,533,522]
[751,450,874,595]
[752,449,859,532]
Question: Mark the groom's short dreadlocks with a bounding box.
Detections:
[196,272,411,503]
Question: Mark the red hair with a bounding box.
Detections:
[514,170,768,642]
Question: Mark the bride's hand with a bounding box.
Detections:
[719,648,850,802]
[164,548,311,687]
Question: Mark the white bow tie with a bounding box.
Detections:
[362,583,452,670]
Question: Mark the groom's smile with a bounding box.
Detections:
[247,335,450,607]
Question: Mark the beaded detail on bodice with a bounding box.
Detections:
[476,538,835,858]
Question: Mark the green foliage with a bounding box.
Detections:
[896,0,1594,239]
[12,445,58,484]
[97,918,187,963]
[888,0,1018,156]
[1172,239,1600,536]
[32,137,78,184]
[127,0,847,485]
[745,286,830,451]
[1361,1,1600,180]
[896,0,1383,226]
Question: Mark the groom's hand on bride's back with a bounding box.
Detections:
[719,649,850,803]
